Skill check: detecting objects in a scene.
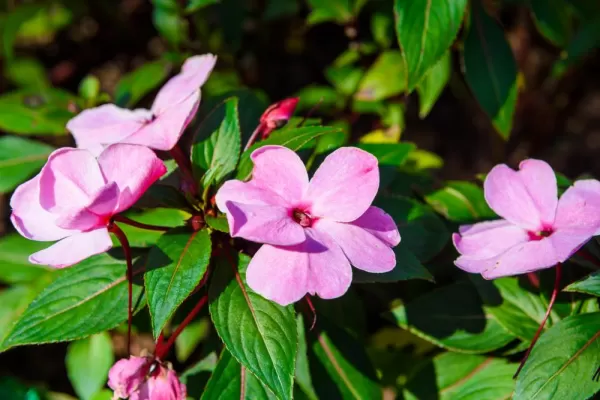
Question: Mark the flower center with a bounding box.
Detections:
[528,228,554,241]
[292,209,312,227]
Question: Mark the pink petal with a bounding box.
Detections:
[306,147,379,222]
[314,219,395,273]
[246,228,351,305]
[10,175,75,241]
[29,228,112,268]
[249,145,309,206]
[215,180,288,212]
[151,54,216,115]
[553,180,600,236]
[350,206,400,247]
[518,159,558,226]
[108,356,148,399]
[98,144,167,213]
[224,201,305,246]
[140,369,186,400]
[453,219,529,260]
[67,104,150,156]
[484,164,543,231]
[54,183,119,231]
[39,148,106,214]
[127,93,199,151]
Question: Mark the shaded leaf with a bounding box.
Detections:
[416,51,451,118]
[0,135,53,194]
[355,51,406,101]
[531,0,572,47]
[565,271,600,296]
[114,60,171,107]
[66,333,114,400]
[0,234,51,284]
[353,246,433,283]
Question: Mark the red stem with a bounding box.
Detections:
[513,263,562,379]
[155,294,208,359]
[108,222,134,355]
[243,123,265,152]
[169,144,198,195]
[113,215,171,232]
[304,295,317,330]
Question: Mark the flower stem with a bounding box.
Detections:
[170,144,198,196]
[155,294,208,360]
[243,123,265,152]
[108,222,134,355]
[304,295,317,330]
[113,215,171,232]
[513,263,562,379]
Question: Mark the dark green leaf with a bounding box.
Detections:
[0,254,143,350]
[264,0,299,20]
[394,0,467,91]
[357,142,415,166]
[185,0,220,14]
[0,234,50,284]
[66,333,114,400]
[531,0,572,47]
[515,312,600,399]
[295,316,318,400]
[2,5,43,61]
[463,2,518,139]
[209,253,297,400]
[565,271,600,296]
[114,60,171,107]
[0,135,53,193]
[181,351,218,396]
[355,51,406,101]
[552,18,600,77]
[325,65,364,96]
[236,126,340,180]
[386,281,517,353]
[403,353,517,400]
[425,180,495,222]
[192,97,241,187]
[0,88,77,135]
[353,246,433,283]
[416,51,451,118]
[152,4,188,47]
[145,228,211,337]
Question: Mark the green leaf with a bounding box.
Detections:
[185,0,220,14]
[201,350,276,399]
[325,65,364,96]
[296,86,345,112]
[353,246,433,283]
[0,135,53,194]
[295,316,318,400]
[425,180,495,222]
[192,97,241,187]
[515,312,600,399]
[145,228,211,338]
[552,18,600,77]
[2,4,43,61]
[79,75,101,101]
[472,276,551,341]
[181,351,218,397]
[0,254,143,351]
[565,271,600,296]
[175,318,210,362]
[375,195,449,263]
[463,2,518,139]
[209,253,297,400]
[66,333,114,400]
[394,0,467,91]
[308,318,382,399]
[386,281,517,353]
[206,215,230,233]
[531,0,572,47]
[357,142,415,166]
[152,2,188,47]
[403,353,517,400]
[4,58,49,89]
[0,88,77,135]
[355,51,406,101]
[306,0,353,24]
[236,126,340,180]
[114,60,171,107]
[416,51,451,118]
[115,208,189,248]
[0,234,51,284]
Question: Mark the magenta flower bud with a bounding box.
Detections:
[259,97,299,138]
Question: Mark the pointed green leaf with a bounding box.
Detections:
[394,0,467,91]
[145,228,211,338]
[416,51,451,118]
[531,0,572,47]
[66,333,114,400]
[0,136,53,194]
[515,312,600,399]
[0,254,142,351]
[565,271,600,296]
[192,97,241,187]
[209,253,297,400]
[114,60,171,107]
[425,180,495,222]
[201,350,276,400]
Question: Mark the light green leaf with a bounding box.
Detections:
[565,271,600,296]
[394,0,467,91]
[66,333,114,400]
[185,0,220,14]
[416,51,451,118]
[145,228,211,338]
[306,0,353,24]
[355,51,406,101]
[357,142,415,166]
[4,58,49,89]
[115,208,189,248]
[175,318,210,362]
[152,1,188,47]
[0,135,53,194]
[425,180,495,222]
[2,4,43,61]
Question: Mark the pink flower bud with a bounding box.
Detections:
[259,97,299,139]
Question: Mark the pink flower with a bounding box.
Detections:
[108,356,186,400]
[67,54,217,156]
[10,144,166,268]
[216,145,400,305]
[453,159,600,279]
[259,97,299,139]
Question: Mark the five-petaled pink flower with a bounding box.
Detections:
[10,144,166,268]
[216,145,400,305]
[108,356,186,400]
[453,159,600,279]
[67,54,216,156]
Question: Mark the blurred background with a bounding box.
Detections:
[0,0,599,398]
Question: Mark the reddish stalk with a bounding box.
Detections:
[243,123,265,152]
[108,222,134,355]
[304,295,317,330]
[169,144,198,195]
[513,263,562,379]
[113,215,171,231]
[155,294,208,359]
